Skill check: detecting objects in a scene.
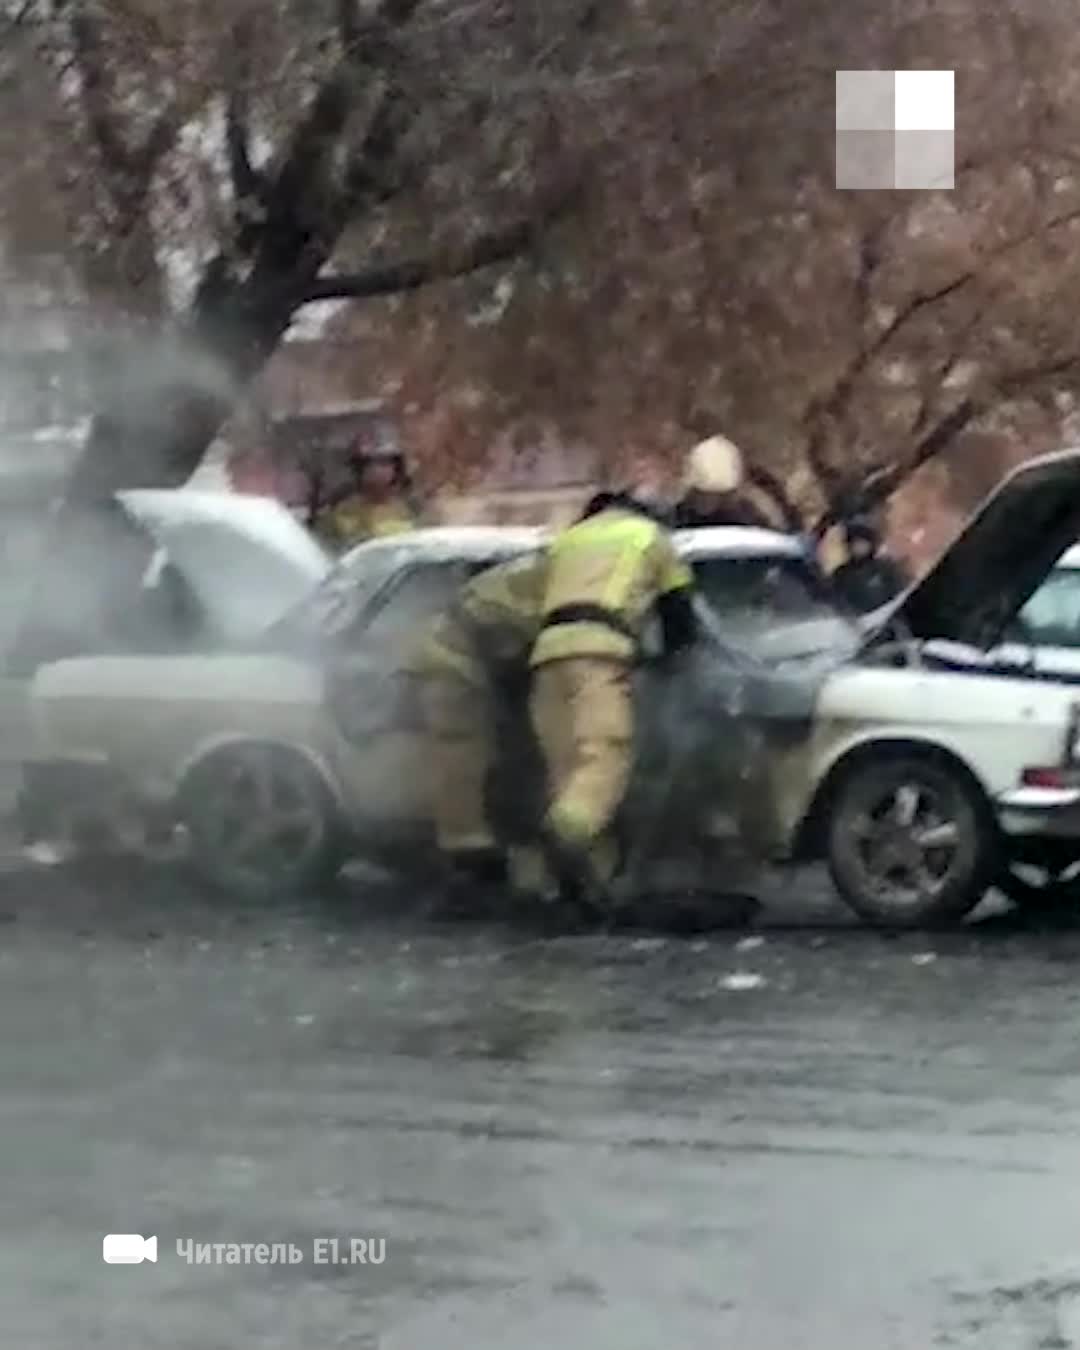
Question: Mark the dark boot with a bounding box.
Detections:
[428,848,508,920]
[538,824,615,922]
[525,895,601,936]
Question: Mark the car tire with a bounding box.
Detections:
[826,751,998,928]
[178,743,345,902]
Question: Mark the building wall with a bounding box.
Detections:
[435,486,594,528]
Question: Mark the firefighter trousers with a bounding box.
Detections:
[529,656,634,885]
[417,672,496,855]
[418,670,559,898]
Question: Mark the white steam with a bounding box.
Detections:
[0,295,249,669]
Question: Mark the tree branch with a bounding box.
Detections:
[995,355,1080,399]
[344,67,513,218]
[0,0,33,91]
[805,268,980,474]
[1,0,34,38]
[865,399,980,507]
[337,0,359,51]
[810,399,980,537]
[340,76,417,212]
[294,186,579,305]
[812,345,1080,537]
[130,104,184,191]
[246,0,422,252]
[746,462,805,532]
[224,27,265,211]
[802,205,1080,498]
[853,221,885,329]
[908,301,990,441]
[67,3,135,181]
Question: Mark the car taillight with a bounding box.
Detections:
[1021,766,1069,788]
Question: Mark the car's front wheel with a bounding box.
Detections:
[826,751,998,928]
[179,743,345,901]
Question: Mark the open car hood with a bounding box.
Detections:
[117,490,331,642]
[871,448,1080,648]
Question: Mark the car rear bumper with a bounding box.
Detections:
[997,785,1080,838]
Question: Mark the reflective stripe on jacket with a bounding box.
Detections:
[412,556,543,686]
[530,507,692,667]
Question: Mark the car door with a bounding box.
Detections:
[323,559,468,824]
[327,552,530,827]
[623,559,759,863]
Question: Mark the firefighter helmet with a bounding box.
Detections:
[683,435,745,494]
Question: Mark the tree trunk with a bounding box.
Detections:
[6,271,306,671]
[62,272,302,504]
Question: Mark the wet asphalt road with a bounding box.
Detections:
[5,864,1080,1349]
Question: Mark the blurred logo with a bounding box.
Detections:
[102,1234,158,1264]
[835,70,954,190]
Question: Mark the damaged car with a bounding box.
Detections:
[17,523,830,905]
[12,488,332,845]
[19,449,1080,928]
[8,488,331,678]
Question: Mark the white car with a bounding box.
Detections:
[912,541,1080,909]
[18,523,841,901]
[21,450,1080,927]
[10,487,331,837]
[992,542,1080,680]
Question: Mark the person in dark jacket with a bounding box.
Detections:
[830,517,907,614]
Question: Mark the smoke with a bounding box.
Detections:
[0,298,246,674]
[88,320,236,429]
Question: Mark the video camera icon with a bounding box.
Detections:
[102,1234,157,1264]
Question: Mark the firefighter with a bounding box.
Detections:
[411,554,554,911]
[672,435,775,529]
[528,483,699,910]
[830,515,907,614]
[319,447,421,551]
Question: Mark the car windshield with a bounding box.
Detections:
[1017,566,1080,649]
[272,544,411,642]
[693,554,850,652]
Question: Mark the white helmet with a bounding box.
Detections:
[683,435,744,494]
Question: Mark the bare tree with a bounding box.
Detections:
[324,0,1080,530]
[5,0,1080,536]
[0,0,616,502]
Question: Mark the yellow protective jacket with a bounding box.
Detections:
[530,502,694,667]
[322,495,418,549]
[413,555,544,686]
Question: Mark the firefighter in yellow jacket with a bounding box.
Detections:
[319,450,421,551]
[412,554,553,907]
[529,487,698,907]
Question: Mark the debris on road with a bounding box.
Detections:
[719,971,766,991]
[22,842,70,867]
